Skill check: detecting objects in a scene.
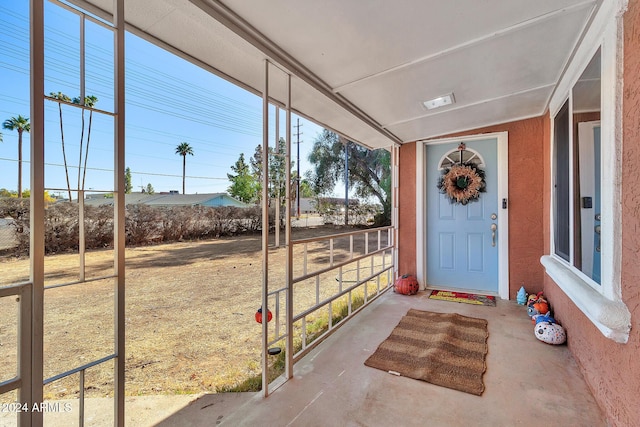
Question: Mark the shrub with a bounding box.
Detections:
[0,198,279,257]
[316,199,381,226]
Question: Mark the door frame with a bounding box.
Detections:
[416,132,510,300]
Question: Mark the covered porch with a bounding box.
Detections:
[3,0,639,426]
[163,292,604,427]
[28,290,606,426]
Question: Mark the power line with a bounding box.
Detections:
[0,11,269,139]
[0,2,319,194]
[0,157,228,181]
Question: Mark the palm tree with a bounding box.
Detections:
[175,142,194,194]
[49,92,72,201]
[2,115,31,198]
[72,95,98,192]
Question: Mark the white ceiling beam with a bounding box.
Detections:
[189,0,403,145]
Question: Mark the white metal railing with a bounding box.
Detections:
[0,282,31,426]
[266,226,394,362]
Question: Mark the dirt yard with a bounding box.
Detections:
[0,225,390,400]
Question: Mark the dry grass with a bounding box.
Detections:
[0,225,390,400]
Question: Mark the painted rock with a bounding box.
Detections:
[535,321,567,345]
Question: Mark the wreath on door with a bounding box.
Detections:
[437,143,486,205]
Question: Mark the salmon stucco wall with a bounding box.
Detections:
[542,4,640,426]
[397,117,546,299]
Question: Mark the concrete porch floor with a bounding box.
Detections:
[154,290,606,427]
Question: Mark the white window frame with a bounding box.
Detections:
[542,0,630,343]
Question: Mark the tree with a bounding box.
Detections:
[227,153,257,203]
[49,92,98,201]
[175,142,194,194]
[249,139,294,205]
[250,144,263,202]
[124,167,133,194]
[269,137,289,201]
[308,130,391,225]
[72,95,98,192]
[145,183,155,195]
[0,188,55,202]
[49,92,73,201]
[299,179,315,198]
[2,115,30,198]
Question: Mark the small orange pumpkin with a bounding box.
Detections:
[394,274,419,295]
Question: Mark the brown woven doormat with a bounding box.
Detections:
[364,309,489,396]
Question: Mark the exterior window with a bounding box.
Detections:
[573,50,602,285]
[543,4,629,343]
[552,50,601,286]
[553,100,571,263]
[438,147,484,170]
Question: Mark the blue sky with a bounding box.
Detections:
[0,0,323,197]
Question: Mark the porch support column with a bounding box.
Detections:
[113,0,126,424]
[285,74,293,379]
[261,60,270,397]
[275,108,280,248]
[29,0,45,425]
[392,143,399,281]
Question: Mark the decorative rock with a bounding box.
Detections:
[535,321,567,345]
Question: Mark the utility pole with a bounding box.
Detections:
[293,118,303,219]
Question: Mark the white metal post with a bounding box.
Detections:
[113,0,126,424]
[261,60,270,397]
[285,73,293,379]
[79,16,86,282]
[18,284,32,427]
[392,144,399,281]
[79,191,85,281]
[275,107,280,248]
[29,0,45,425]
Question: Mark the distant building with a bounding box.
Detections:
[298,198,317,214]
[296,197,360,215]
[84,192,250,208]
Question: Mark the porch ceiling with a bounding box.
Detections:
[76,0,600,148]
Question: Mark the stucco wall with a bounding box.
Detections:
[397,116,546,299]
[542,4,640,426]
[397,142,417,277]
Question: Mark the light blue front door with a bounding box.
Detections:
[426,138,499,293]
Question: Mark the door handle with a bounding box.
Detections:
[491,223,497,247]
